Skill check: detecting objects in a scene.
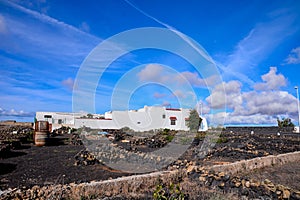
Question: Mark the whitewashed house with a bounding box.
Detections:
[35,112,83,131]
[35,106,208,132]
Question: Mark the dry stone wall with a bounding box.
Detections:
[208,151,300,174]
[1,151,300,199]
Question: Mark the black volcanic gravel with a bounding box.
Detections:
[0,135,130,190]
[0,126,300,190]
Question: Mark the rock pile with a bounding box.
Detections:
[225,126,295,134]
[2,166,299,200]
[0,125,34,157]
[110,129,175,151]
[192,131,300,163]
[69,133,82,146]
[169,151,300,199]
[0,184,71,200]
[0,143,10,157]
[52,126,74,135]
[187,167,300,199]
[74,150,99,166]
[0,125,33,142]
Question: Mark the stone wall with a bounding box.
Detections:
[224,126,295,134]
[1,151,300,199]
[209,151,300,175]
[0,121,33,127]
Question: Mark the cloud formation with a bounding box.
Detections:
[238,90,297,116]
[205,67,298,125]
[175,72,218,88]
[137,64,217,89]
[206,80,242,110]
[172,90,186,98]
[254,67,287,91]
[0,14,7,34]
[285,47,300,64]
[79,21,90,33]
[161,101,171,107]
[62,77,74,91]
[207,112,277,125]
[220,9,298,85]
[5,1,98,40]
[0,1,102,121]
[137,64,166,82]
[153,92,166,99]
[0,107,34,117]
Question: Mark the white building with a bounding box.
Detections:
[35,106,208,132]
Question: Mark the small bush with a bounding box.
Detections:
[153,182,186,200]
[216,137,228,144]
[165,135,174,142]
[162,128,170,135]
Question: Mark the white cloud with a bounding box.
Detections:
[175,72,218,88]
[0,14,7,34]
[204,67,298,125]
[79,21,90,33]
[207,110,294,126]
[5,1,98,40]
[137,64,166,82]
[153,92,166,99]
[196,101,210,115]
[0,107,34,117]
[220,10,297,85]
[124,0,214,65]
[254,67,287,91]
[285,47,300,64]
[62,77,74,91]
[205,80,242,109]
[137,65,218,90]
[207,112,277,125]
[172,90,186,98]
[161,101,171,107]
[237,90,297,116]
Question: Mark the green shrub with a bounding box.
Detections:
[165,135,174,142]
[162,128,170,135]
[216,137,228,144]
[153,182,186,200]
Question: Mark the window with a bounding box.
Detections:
[58,119,62,124]
[170,119,176,125]
[137,122,141,124]
[170,116,177,125]
[162,114,166,119]
[44,115,52,119]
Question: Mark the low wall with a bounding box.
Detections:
[0,121,33,127]
[224,126,295,134]
[2,151,300,199]
[209,151,300,175]
[67,170,184,199]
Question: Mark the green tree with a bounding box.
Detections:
[187,109,202,132]
[277,117,295,128]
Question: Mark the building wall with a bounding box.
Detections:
[35,112,85,131]
[165,108,190,131]
[75,118,117,129]
[74,106,187,131]
[35,106,208,132]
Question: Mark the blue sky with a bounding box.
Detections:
[0,0,300,126]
